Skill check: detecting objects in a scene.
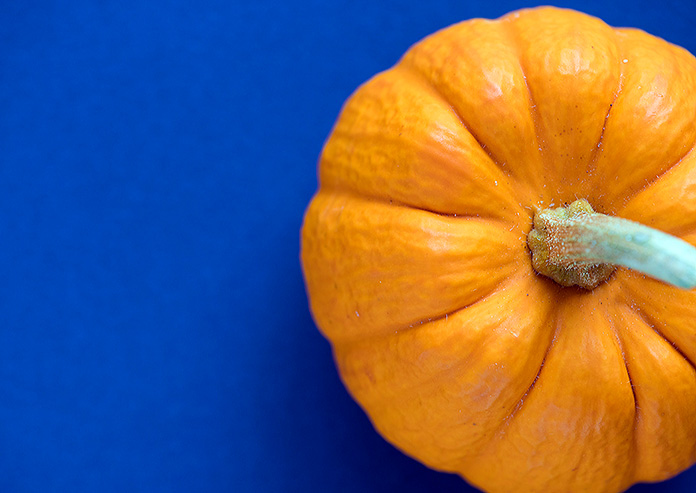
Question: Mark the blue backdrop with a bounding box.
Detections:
[2,1,695,492]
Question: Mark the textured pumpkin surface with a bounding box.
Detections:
[301,6,696,493]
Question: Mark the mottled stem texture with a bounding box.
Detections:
[527,199,696,290]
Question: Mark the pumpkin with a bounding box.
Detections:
[301,6,696,493]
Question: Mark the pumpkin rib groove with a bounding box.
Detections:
[619,145,696,214]
[628,303,696,375]
[587,91,621,184]
[583,26,624,188]
[328,124,505,186]
[334,271,558,472]
[315,184,516,225]
[620,145,696,211]
[398,61,514,182]
[603,304,640,424]
[495,304,561,431]
[499,16,542,171]
[320,132,524,220]
[597,29,696,211]
[458,301,562,480]
[610,301,696,483]
[591,25,626,175]
[330,274,537,436]
[618,357,640,484]
[372,268,524,341]
[599,300,640,478]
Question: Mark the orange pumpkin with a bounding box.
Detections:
[301,6,696,493]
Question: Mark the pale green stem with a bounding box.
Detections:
[563,214,696,289]
[527,199,696,289]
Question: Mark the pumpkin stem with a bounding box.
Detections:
[527,199,696,289]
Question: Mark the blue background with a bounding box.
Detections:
[1,1,695,491]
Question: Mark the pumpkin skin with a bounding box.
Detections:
[301,6,696,493]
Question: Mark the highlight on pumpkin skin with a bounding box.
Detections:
[528,199,696,289]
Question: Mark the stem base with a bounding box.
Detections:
[527,200,615,289]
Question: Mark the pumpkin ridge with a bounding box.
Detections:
[499,14,543,170]
[618,144,696,213]
[627,303,696,375]
[333,270,557,472]
[610,300,696,482]
[319,64,531,220]
[494,299,561,432]
[397,61,514,181]
[400,14,548,203]
[328,122,523,212]
[497,13,574,204]
[502,9,631,204]
[386,268,524,338]
[454,294,562,482]
[590,28,696,210]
